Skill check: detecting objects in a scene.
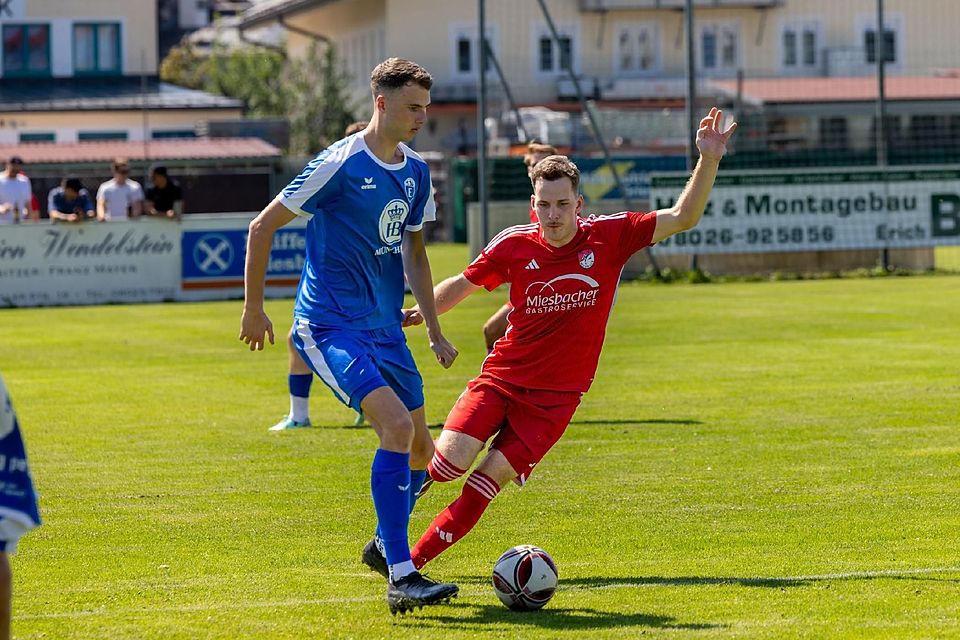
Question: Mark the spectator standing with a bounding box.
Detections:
[96,158,144,221]
[48,178,95,223]
[0,157,32,225]
[144,166,183,219]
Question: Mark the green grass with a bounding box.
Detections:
[2,244,960,639]
[936,245,960,271]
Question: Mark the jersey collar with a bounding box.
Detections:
[358,135,408,171]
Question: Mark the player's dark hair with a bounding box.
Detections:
[529,155,580,193]
[63,178,84,192]
[370,58,433,94]
[344,121,369,136]
[150,165,168,177]
[524,142,558,168]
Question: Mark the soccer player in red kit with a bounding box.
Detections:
[361,108,736,575]
[480,141,558,352]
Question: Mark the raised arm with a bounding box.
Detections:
[653,107,737,244]
[401,229,458,368]
[239,196,297,351]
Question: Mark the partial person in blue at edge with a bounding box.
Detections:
[239,57,459,615]
[0,374,42,640]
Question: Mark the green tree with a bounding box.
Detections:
[159,41,207,90]
[160,40,356,154]
[203,45,287,117]
[284,43,357,155]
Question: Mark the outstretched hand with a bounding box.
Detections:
[239,308,275,351]
[696,107,737,162]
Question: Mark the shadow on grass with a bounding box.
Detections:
[312,418,702,430]
[522,571,960,592]
[412,602,721,632]
[559,575,809,589]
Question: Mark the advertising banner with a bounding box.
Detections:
[0,214,307,307]
[178,215,307,301]
[649,167,960,255]
[0,219,180,307]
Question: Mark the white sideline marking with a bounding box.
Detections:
[19,567,960,620]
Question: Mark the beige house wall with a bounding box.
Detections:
[16,0,158,75]
[282,0,386,108]
[270,0,960,108]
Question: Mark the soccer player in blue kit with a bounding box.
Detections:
[240,58,459,614]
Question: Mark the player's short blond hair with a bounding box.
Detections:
[370,58,433,95]
[529,155,580,193]
[523,142,558,168]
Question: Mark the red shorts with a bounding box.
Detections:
[444,373,582,482]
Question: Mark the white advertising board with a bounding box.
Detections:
[0,214,307,308]
[648,167,960,255]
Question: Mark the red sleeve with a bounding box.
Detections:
[615,211,658,260]
[463,241,510,291]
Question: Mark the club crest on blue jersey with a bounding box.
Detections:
[379,199,409,245]
[404,177,416,202]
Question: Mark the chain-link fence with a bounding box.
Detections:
[457,0,960,274]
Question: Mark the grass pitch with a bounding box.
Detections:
[2,244,959,639]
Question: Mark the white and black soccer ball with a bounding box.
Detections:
[491,545,558,610]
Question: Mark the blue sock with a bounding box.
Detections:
[288,374,312,398]
[408,469,427,513]
[370,449,412,567]
[376,469,426,542]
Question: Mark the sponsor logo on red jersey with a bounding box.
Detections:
[523,273,600,314]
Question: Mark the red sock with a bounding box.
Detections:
[411,471,500,568]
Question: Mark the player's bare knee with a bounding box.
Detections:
[410,434,434,469]
[377,413,414,449]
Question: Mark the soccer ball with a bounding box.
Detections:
[491,545,558,610]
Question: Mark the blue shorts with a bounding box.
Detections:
[291,318,424,413]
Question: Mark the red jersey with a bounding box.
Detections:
[464,211,657,392]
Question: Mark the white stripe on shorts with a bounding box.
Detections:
[294,319,351,404]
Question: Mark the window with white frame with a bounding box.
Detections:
[449,24,497,78]
[614,23,659,75]
[73,23,121,74]
[781,20,820,72]
[533,25,576,75]
[700,22,740,74]
[857,14,902,68]
[864,28,896,64]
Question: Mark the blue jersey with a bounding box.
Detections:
[281,133,436,329]
[0,374,41,550]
